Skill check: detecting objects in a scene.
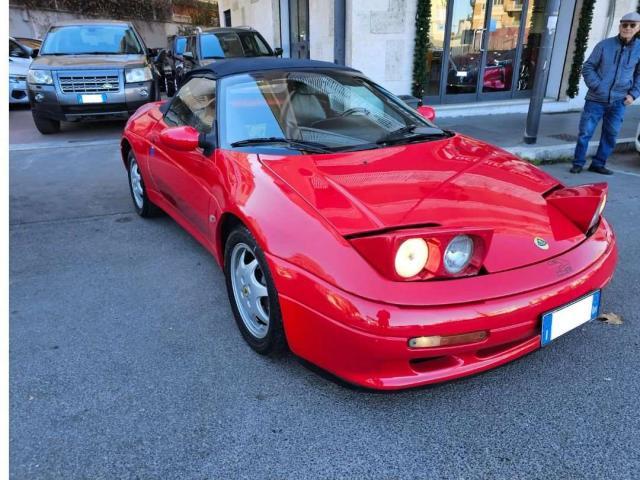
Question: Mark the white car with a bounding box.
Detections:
[635,122,640,154]
[9,37,33,105]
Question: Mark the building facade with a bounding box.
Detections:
[217,0,638,115]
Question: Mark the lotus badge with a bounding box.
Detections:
[534,237,549,250]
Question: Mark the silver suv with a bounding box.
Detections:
[27,20,159,134]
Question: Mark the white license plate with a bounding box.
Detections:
[78,94,105,104]
[541,290,601,346]
[456,71,468,78]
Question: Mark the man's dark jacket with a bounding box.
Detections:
[582,36,640,103]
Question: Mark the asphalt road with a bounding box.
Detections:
[9,112,640,479]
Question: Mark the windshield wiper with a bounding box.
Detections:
[376,126,450,146]
[230,137,333,153]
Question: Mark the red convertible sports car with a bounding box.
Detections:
[121,58,617,390]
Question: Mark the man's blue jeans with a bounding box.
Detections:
[573,99,626,168]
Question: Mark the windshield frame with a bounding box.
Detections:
[217,68,445,153]
[40,24,145,55]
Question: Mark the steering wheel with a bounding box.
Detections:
[339,107,369,117]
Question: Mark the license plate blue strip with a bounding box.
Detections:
[541,290,601,347]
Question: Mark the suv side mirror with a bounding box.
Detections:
[274,47,283,57]
[30,48,39,58]
[159,126,200,151]
[183,51,194,61]
[417,105,436,122]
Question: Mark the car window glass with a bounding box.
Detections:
[203,33,245,58]
[164,77,216,133]
[175,37,186,55]
[9,39,29,58]
[40,25,143,54]
[220,71,437,150]
[237,32,271,55]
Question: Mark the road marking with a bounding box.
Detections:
[611,168,640,178]
[10,139,120,152]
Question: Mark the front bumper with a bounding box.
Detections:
[9,79,29,104]
[267,222,618,390]
[28,78,154,121]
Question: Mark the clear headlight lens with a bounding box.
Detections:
[394,238,429,278]
[27,69,53,85]
[125,67,152,83]
[443,235,474,274]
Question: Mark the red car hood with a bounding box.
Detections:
[259,135,585,273]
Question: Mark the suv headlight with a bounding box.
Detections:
[125,67,152,83]
[27,69,53,85]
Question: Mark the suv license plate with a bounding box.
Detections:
[541,290,601,346]
[78,94,105,104]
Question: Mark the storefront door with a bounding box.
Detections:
[423,0,546,105]
[289,0,310,59]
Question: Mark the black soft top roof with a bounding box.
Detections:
[185,58,360,81]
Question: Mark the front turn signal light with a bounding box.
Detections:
[408,331,488,348]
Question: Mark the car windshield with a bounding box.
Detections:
[201,32,272,59]
[40,25,143,55]
[219,70,447,152]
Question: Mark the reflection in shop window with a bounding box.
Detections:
[518,0,547,91]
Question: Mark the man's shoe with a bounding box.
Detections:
[570,165,582,174]
[588,165,614,175]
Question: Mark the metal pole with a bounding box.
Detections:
[334,0,346,64]
[523,0,561,144]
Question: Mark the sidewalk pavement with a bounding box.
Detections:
[437,105,640,162]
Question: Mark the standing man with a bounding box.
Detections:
[571,12,640,175]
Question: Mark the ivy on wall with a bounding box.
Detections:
[566,0,596,98]
[411,0,431,99]
[13,0,172,21]
[12,0,219,26]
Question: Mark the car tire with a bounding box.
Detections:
[32,114,60,134]
[127,151,161,218]
[224,226,287,355]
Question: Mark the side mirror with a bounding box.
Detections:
[274,47,283,57]
[198,127,217,156]
[147,47,159,57]
[182,51,194,61]
[159,126,200,151]
[30,48,39,58]
[417,105,436,122]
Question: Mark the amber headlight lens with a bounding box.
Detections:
[443,235,474,274]
[394,238,429,278]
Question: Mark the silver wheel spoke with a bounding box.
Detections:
[229,243,271,339]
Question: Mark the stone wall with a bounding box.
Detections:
[9,5,186,48]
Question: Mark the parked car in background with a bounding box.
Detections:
[161,27,282,95]
[13,37,42,51]
[27,20,160,134]
[121,58,616,390]
[9,37,34,105]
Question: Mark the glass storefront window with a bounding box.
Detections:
[518,0,547,91]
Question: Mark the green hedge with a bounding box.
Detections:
[411,0,431,99]
[566,0,596,98]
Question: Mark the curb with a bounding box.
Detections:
[507,137,635,162]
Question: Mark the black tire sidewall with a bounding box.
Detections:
[224,227,286,355]
[32,114,60,134]
[127,151,157,217]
